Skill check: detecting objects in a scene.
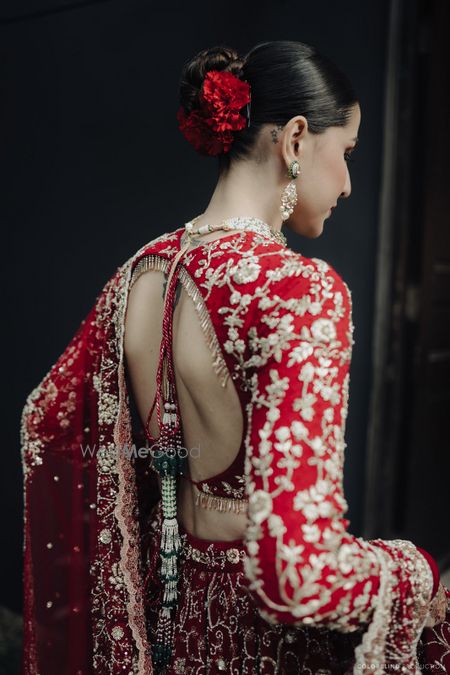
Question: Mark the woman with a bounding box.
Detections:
[21,41,449,674]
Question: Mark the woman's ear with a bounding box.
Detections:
[281,115,307,165]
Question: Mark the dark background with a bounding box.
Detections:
[2,0,390,619]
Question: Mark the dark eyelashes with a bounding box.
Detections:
[344,152,355,163]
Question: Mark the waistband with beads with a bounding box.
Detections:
[179,532,247,571]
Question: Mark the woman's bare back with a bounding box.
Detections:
[124,236,249,541]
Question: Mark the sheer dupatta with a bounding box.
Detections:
[19,235,173,674]
[20,227,450,674]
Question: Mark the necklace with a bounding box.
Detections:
[183,214,287,248]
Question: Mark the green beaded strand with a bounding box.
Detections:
[152,399,187,670]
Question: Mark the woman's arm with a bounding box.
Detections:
[239,257,437,633]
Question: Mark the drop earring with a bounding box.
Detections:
[280,160,300,221]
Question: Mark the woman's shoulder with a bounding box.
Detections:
[114,226,185,284]
[130,226,184,262]
[257,244,351,305]
[119,226,351,311]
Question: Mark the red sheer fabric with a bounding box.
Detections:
[416,547,441,599]
[21,223,450,673]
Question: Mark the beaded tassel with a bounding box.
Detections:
[152,380,188,669]
[149,253,188,671]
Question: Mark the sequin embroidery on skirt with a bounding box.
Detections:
[142,500,365,675]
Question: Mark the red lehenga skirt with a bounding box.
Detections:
[142,499,369,675]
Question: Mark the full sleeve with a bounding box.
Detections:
[238,255,436,672]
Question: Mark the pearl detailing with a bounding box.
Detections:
[184,214,287,247]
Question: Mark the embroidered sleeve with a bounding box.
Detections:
[240,255,435,659]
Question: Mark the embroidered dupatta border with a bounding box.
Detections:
[110,255,152,674]
[351,539,434,673]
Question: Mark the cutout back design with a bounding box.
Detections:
[128,233,249,501]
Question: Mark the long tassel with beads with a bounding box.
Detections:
[152,383,187,669]
[148,257,188,671]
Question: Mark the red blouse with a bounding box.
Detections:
[136,225,440,624]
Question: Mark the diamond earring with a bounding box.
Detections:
[280,160,300,221]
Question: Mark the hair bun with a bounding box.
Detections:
[178,45,245,114]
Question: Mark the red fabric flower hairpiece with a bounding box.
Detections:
[176,69,251,156]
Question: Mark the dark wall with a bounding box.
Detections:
[2,0,389,613]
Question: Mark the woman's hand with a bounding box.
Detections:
[424,582,448,627]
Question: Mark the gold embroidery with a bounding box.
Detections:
[192,482,248,514]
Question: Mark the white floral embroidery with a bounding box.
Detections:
[310,317,337,342]
[231,257,261,284]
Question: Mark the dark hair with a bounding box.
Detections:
[178,40,359,175]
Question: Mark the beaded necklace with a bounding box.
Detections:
[183,213,287,248]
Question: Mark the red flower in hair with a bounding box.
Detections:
[176,70,251,156]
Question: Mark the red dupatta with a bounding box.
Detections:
[20,226,450,674]
[19,231,181,674]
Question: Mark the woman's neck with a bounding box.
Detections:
[200,163,284,232]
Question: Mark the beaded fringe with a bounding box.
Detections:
[129,254,230,387]
[194,485,248,514]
